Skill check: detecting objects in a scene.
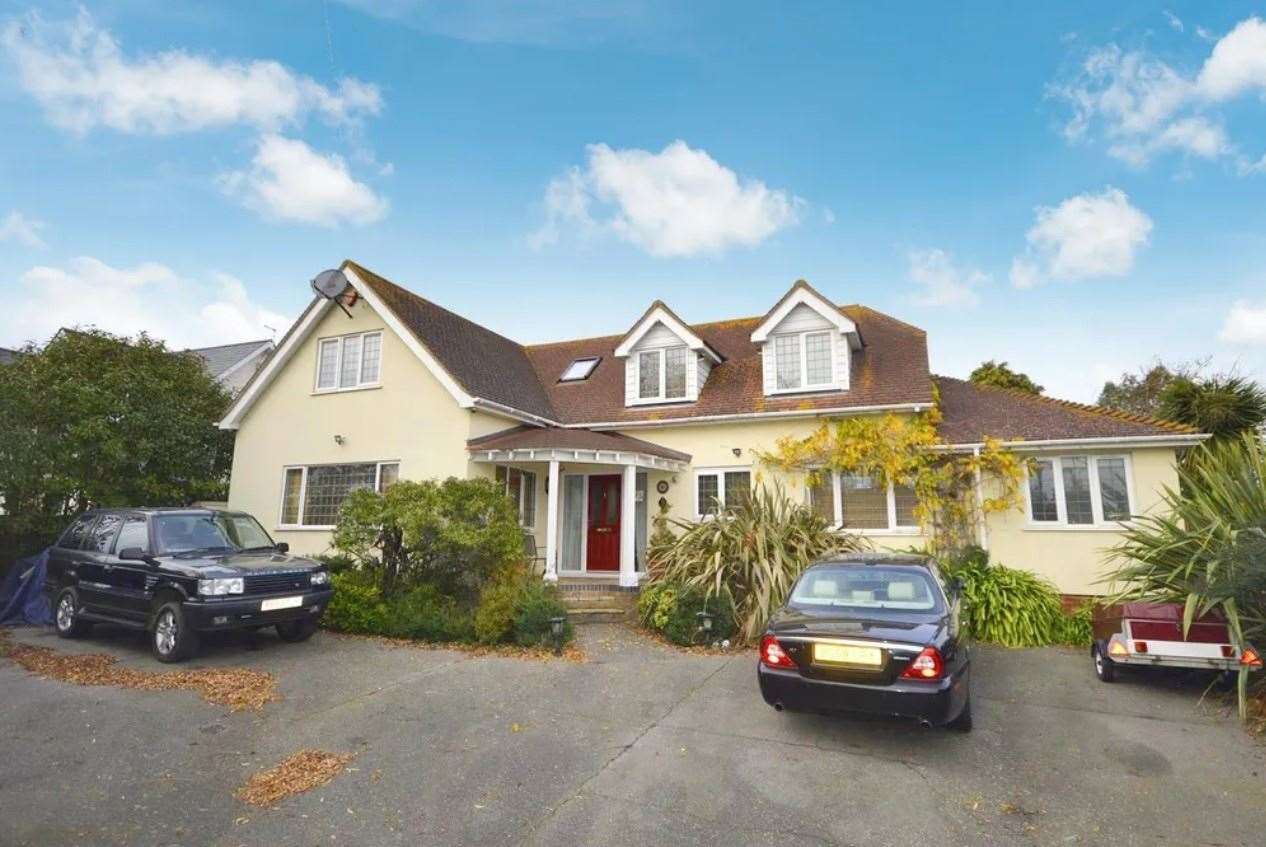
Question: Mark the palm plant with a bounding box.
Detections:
[1107,433,1266,717]
[1158,375,1266,440]
[648,482,863,642]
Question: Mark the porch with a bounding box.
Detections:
[468,427,692,588]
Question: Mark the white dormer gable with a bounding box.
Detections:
[614,301,722,407]
[750,280,860,396]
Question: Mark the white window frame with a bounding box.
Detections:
[1023,454,1136,530]
[769,330,837,395]
[314,330,384,393]
[560,357,600,382]
[496,466,538,529]
[631,345,690,405]
[694,466,752,518]
[277,461,399,530]
[811,470,920,535]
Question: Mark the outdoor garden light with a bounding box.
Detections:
[549,616,567,655]
[697,610,714,635]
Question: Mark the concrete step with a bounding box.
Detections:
[568,607,631,623]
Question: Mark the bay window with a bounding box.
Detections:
[280,461,399,528]
[1026,455,1134,527]
[315,330,383,391]
[808,470,919,532]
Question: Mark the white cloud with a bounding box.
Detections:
[1163,11,1184,33]
[907,249,987,307]
[1051,18,1266,169]
[1220,299,1266,343]
[1,9,381,135]
[1010,188,1153,287]
[531,140,802,258]
[0,211,47,248]
[2,257,290,349]
[218,134,387,227]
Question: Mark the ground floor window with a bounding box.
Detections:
[695,468,752,516]
[808,470,918,532]
[1026,455,1133,526]
[280,461,399,528]
[495,466,537,528]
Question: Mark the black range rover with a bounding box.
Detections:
[46,508,334,662]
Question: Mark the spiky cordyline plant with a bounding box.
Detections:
[1107,433,1266,717]
[647,482,864,642]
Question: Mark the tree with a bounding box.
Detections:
[968,360,1043,395]
[1097,362,1190,417]
[1159,374,1266,440]
[332,478,524,600]
[0,329,233,551]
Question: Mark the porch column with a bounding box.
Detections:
[619,463,638,588]
[544,459,560,582]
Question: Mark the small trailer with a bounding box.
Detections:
[1090,602,1263,682]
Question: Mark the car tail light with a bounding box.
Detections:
[1134,641,1148,654]
[760,635,797,669]
[899,646,944,681]
[1221,645,1235,658]
[1241,647,1263,668]
[1109,640,1128,657]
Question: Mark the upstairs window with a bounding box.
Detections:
[637,346,689,402]
[316,330,383,391]
[772,330,834,392]
[560,357,600,382]
[1027,455,1134,527]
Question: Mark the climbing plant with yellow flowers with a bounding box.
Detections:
[759,403,1028,553]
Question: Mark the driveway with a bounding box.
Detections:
[1,623,1262,847]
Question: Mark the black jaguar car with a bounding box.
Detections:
[45,508,333,663]
[757,554,972,731]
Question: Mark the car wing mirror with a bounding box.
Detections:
[275,542,290,554]
[119,547,159,567]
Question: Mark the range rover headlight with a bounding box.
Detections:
[310,570,330,586]
[198,577,244,596]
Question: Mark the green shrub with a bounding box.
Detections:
[474,568,522,645]
[383,583,475,643]
[649,483,861,642]
[312,553,358,575]
[637,580,736,646]
[511,580,573,648]
[939,547,1076,648]
[1054,600,1094,647]
[324,571,389,633]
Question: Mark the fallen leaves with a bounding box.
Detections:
[0,629,278,712]
[235,750,355,808]
[326,631,588,663]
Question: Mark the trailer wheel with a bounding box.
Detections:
[1092,642,1117,683]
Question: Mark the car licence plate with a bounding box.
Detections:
[261,596,303,612]
[812,643,882,666]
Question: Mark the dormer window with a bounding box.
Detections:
[774,330,834,391]
[560,357,600,382]
[637,346,688,401]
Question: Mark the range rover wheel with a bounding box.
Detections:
[1092,642,1117,683]
[151,600,198,663]
[54,588,93,638]
[275,618,318,643]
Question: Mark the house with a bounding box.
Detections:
[186,339,274,395]
[219,261,1205,599]
[0,347,20,365]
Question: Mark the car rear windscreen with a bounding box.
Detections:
[790,566,941,612]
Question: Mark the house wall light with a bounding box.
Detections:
[334,434,345,445]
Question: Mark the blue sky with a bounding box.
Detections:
[3,1,1266,401]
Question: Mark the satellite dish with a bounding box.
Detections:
[311,268,350,300]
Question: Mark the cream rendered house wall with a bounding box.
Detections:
[980,446,1180,596]
[226,296,513,556]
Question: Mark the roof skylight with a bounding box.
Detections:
[559,357,600,382]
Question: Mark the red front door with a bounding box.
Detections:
[586,475,621,571]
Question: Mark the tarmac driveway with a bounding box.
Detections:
[1,622,1263,847]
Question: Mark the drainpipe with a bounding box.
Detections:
[973,445,989,551]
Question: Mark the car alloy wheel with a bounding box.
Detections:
[56,594,75,633]
[155,609,178,657]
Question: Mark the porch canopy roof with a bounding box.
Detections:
[467,426,691,471]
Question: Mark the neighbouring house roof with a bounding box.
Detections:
[186,339,274,381]
[933,376,1200,445]
[0,347,19,365]
[347,261,559,421]
[467,425,693,462]
[525,306,934,426]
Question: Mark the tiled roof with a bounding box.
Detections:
[186,339,273,377]
[933,376,1199,444]
[468,425,692,462]
[524,306,933,425]
[0,347,19,365]
[348,262,558,421]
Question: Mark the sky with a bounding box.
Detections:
[3,1,1266,402]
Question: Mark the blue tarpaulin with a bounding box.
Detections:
[0,549,53,627]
